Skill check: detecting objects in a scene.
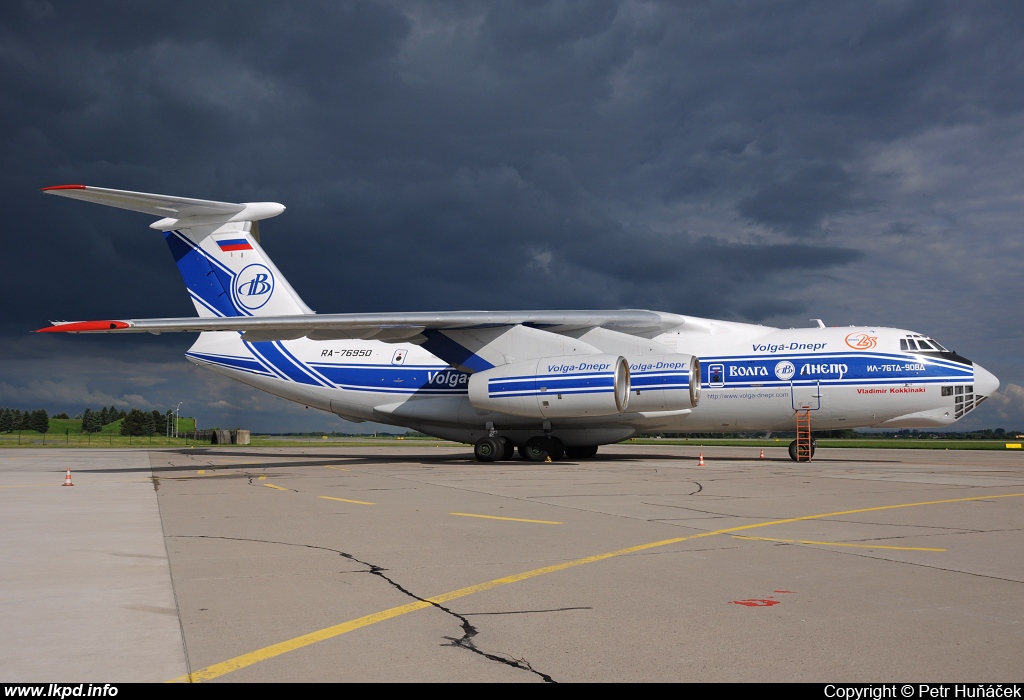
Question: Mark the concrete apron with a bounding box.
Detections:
[0,449,188,682]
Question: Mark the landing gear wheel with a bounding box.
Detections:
[787,439,816,462]
[520,437,549,462]
[501,438,515,460]
[564,445,599,459]
[543,437,565,461]
[474,436,504,462]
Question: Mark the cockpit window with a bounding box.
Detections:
[902,335,950,353]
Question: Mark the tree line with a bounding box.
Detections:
[0,406,181,437]
[0,408,51,434]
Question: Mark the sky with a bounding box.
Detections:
[2,0,1022,433]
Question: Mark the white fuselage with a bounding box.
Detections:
[185,317,995,445]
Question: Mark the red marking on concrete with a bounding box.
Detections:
[730,599,781,607]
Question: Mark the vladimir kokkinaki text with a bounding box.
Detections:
[825,686,1022,699]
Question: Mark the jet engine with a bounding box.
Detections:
[625,354,701,411]
[468,354,630,418]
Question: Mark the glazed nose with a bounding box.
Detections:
[973,364,1000,398]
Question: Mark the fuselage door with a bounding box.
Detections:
[790,380,821,411]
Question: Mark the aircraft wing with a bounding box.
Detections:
[35,310,686,342]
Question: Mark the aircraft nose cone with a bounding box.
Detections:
[973,363,1000,397]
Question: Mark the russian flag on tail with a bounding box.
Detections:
[216,238,253,252]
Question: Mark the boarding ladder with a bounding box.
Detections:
[795,410,813,462]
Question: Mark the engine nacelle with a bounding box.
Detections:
[468,354,630,418]
[626,354,701,411]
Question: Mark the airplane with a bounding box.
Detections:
[37,185,1000,462]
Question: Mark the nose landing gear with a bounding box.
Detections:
[788,439,816,462]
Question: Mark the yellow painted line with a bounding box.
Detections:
[262,483,288,491]
[168,491,1024,683]
[258,476,267,481]
[324,466,350,471]
[319,495,375,506]
[198,470,205,474]
[450,512,563,525]
[732,535,946,552]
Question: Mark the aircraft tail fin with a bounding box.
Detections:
[42,185,313,318]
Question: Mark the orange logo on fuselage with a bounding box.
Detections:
[845,332,877,350]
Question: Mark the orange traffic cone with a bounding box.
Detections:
[62,468,74,487]
[759,448,765,459]
[697,453,705,466]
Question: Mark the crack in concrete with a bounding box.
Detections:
[465,607,591,616]
[812,546,1024,584]
[336,550,556,683]
[171,535,557,682]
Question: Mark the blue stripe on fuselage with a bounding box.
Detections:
[701,352,972,389]
[186,351,276,377]
[245,341,327,386]
[188,345,969,398]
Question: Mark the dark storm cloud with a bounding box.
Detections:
[2,1,1022,428]
[483,1,620,54]
[737,164,862,236]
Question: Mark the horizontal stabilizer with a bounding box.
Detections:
[41,184,284,230]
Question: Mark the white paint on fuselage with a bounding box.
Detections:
[185,316,991,444]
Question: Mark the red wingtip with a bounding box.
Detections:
[41,184,87,191]
[36,320,130,333]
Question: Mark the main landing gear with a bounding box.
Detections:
[520,436,564,462]
[472,436,599,463]
[473,436,505,462]
[473,436,516,462]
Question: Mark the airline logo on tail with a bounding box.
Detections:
[234,264,275,310]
